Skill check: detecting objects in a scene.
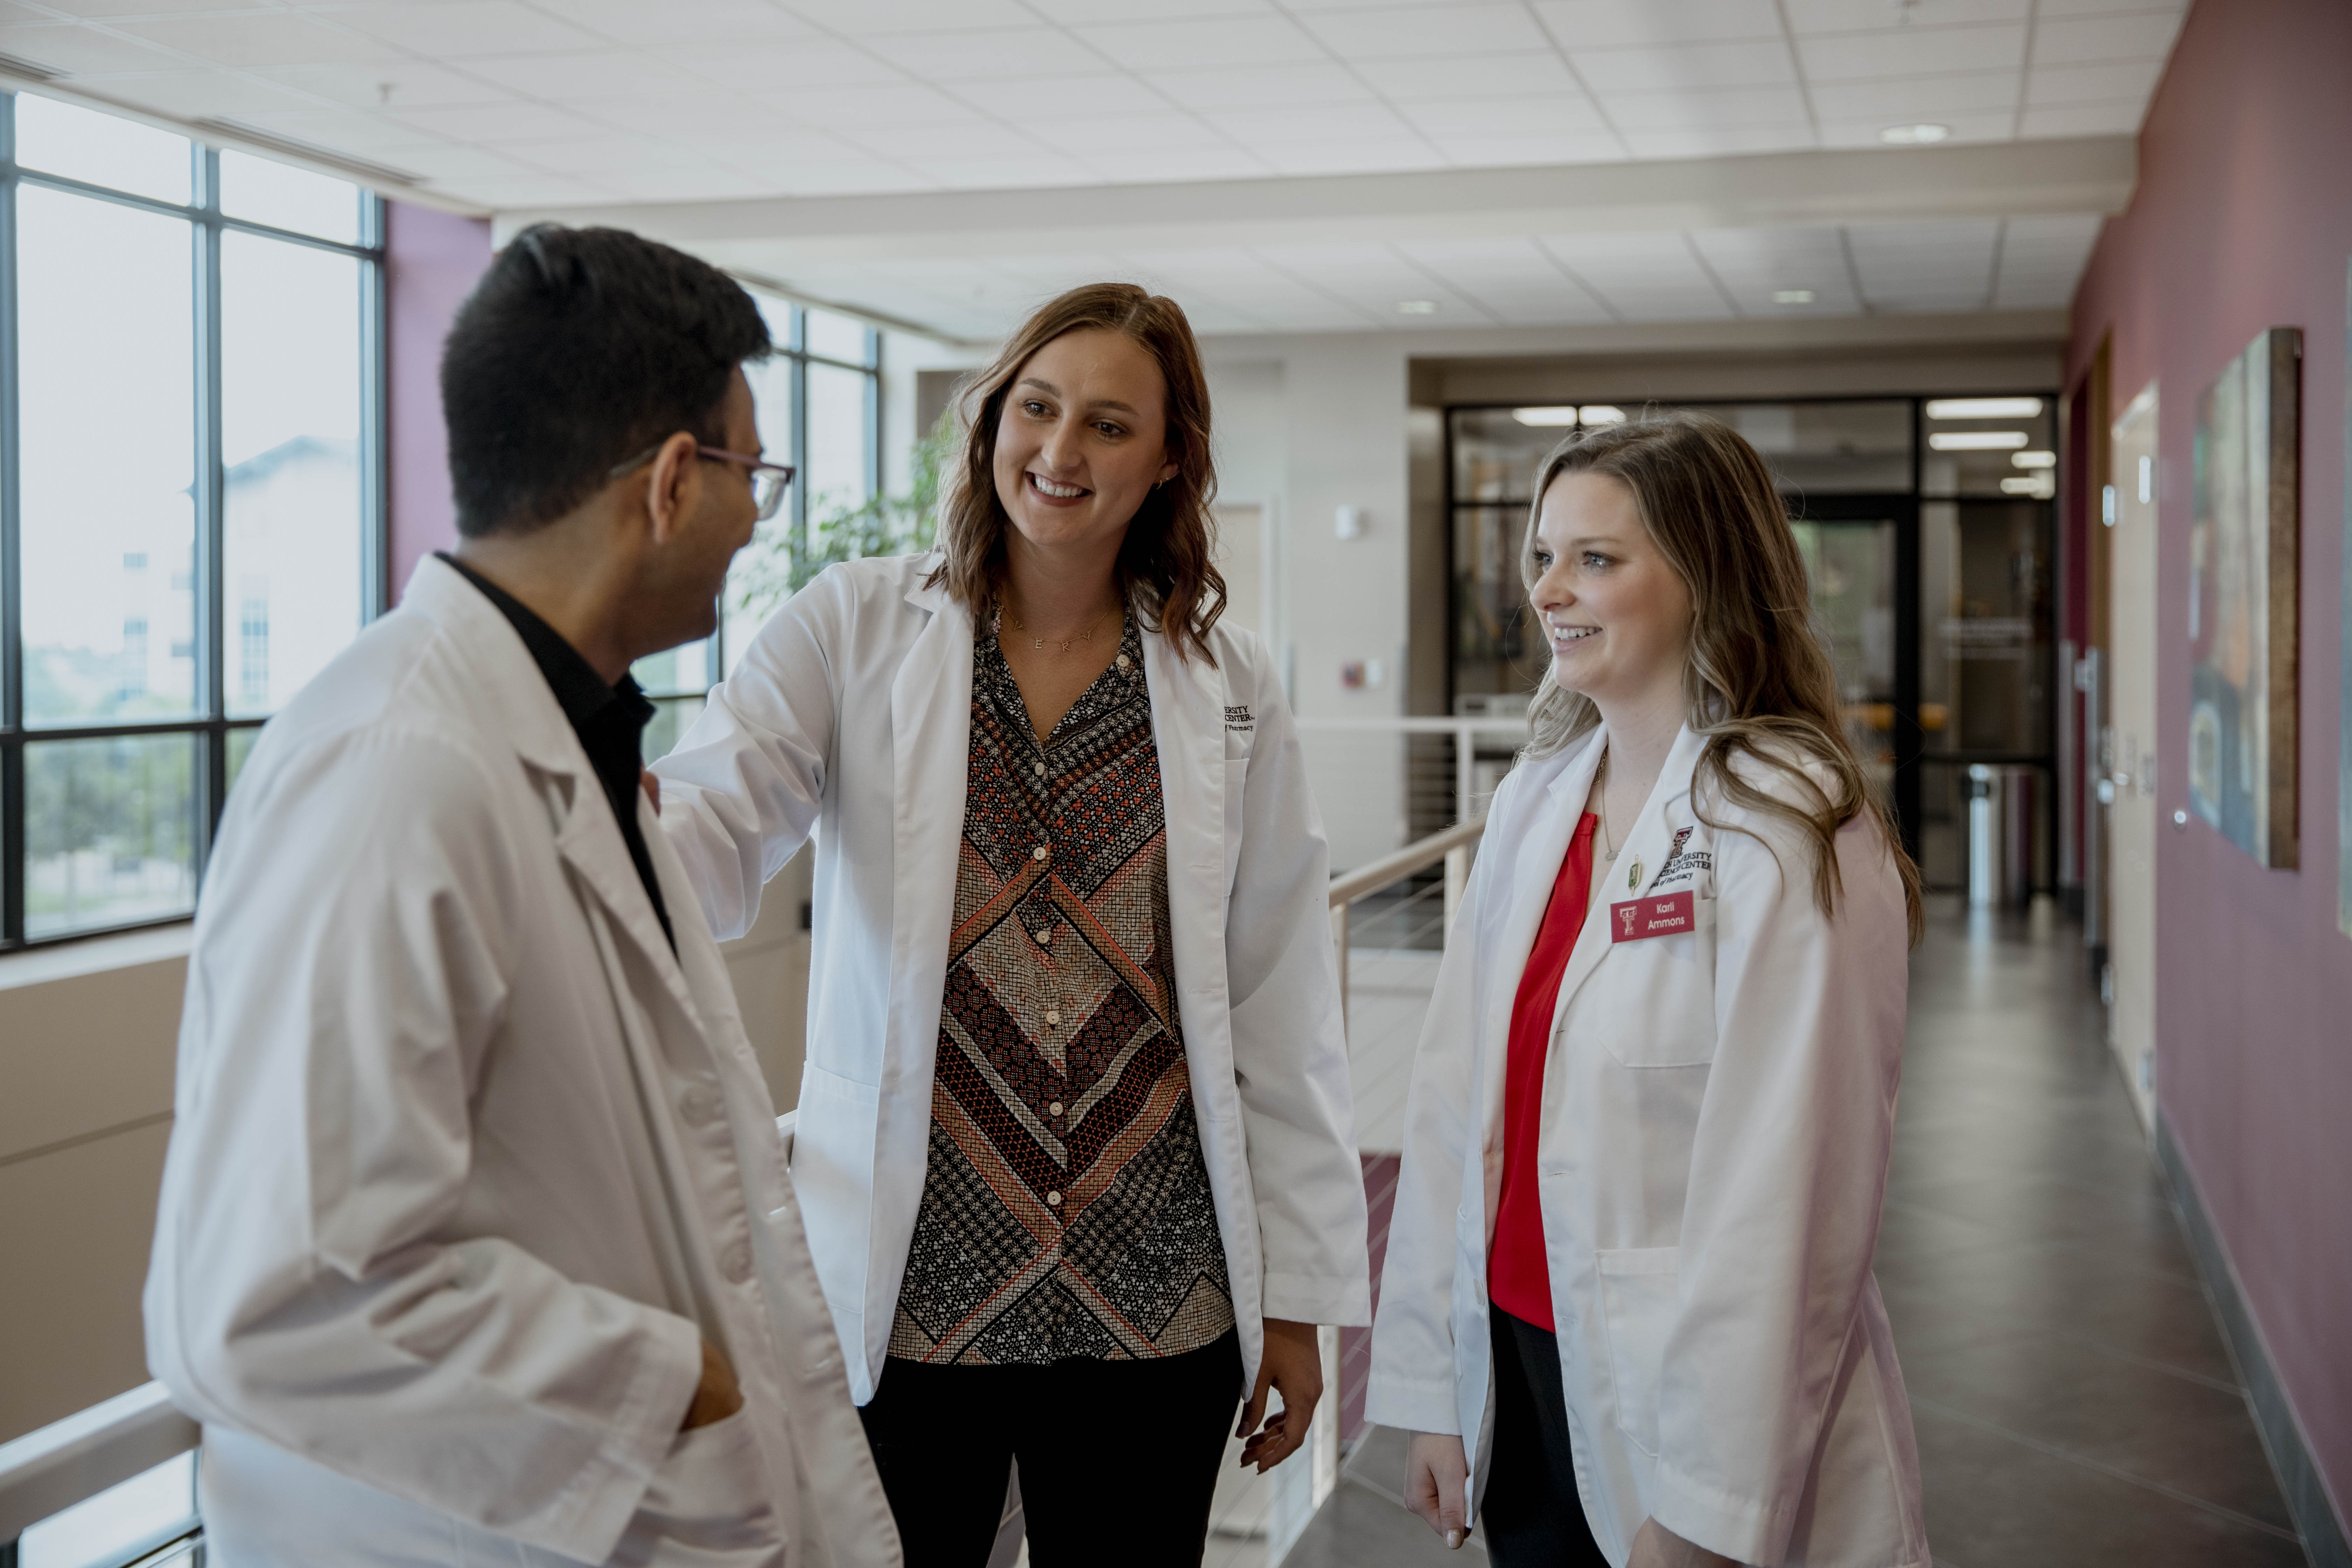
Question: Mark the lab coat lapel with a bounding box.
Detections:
[1547,724,1707,1030]
[1143,619,1225,966]
[887,569,973,1083]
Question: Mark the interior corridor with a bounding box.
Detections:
[1284,896,2308,1568]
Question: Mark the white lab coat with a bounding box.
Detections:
[1365,725,1927,1568]
[143,556,900,1568]
[652,553,1371,1403]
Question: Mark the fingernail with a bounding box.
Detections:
[1446,1529,1465,1550]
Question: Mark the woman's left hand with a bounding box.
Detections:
[1627,1517,1740,1568]
[1237,1318,1323,1472]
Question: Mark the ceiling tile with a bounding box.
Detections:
[386,140,547,182]
[1564,39,1798,91]
[1252,240,1490,324]
[1425,132,1624,167]
[490,132,705,174]
[2025,57,2163,105]
[1529,0,1784,48]
[1073,15,1326,71]
[1540,231,1735,319]
[1027,0,1277,19]
[1011,110,1232,150]
[659,38,906,90]
[1814,108,2014,145]
[582,92,810,139]
[97,69,328,119]
[1393,235,1615,320]
[860,26,1111,80]
[1142,61,1370,109]
[1398,94,1608,139]
[1797,21,2026,79]
[1620,123,1817,158]
[2017,100,2142,136]
[255,60,512,110]
[1252,138,1447,176]
[1202,101,1419,144]
[1073,146,1272,184]
[0,20,186,72]
[889,154,1101,189]
[1687,225,1860,311]
[846,118,1028,158]
[30,0,270,15]
[393,100,605,142]
[232,106,458,156]
[721,158,933,195]
[527,0,819,48]
[1783,0,2027,28]
[1348,51,1579,100]
[112,12,406,68]
[1294,3,1551,60]
[770,80,975,127]
[2030,10,2187,64]
[948,72,1179,119]
[1807,70,2018,118]
[1846,218,1998,307]
[794,0,1039,33]
[454,50,710,101]
[590,164,774,200]
[318,2,604,57]
[1596,83,1810,128]
[430,172,609,207]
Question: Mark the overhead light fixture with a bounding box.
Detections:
[2002,476,2055,496]
[2012,450,2058,469]
[1880,122,1950,145]
[1929,430,2029,450]
[1396,299,1437,315]
[1512,406,1579,426]
[1580,405,1626,425]
[1772,289,1816,304]
[1925,396,2044,419]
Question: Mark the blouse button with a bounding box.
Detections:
[1033,761,1046,776]
[1046,1190,1063,1207]
[1044,1009,1060,1026]
[1032,844,1050,861]
[1116,654,1131,670]
[1036,927,1053,944]
[1048,1101,1064,1117]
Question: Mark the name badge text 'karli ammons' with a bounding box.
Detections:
[1611,890,1694,943]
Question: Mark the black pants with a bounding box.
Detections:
[857,1330,1243,1568]
[1484,1308,1610,1568]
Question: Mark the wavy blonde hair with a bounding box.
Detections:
[1522,412,1924,943]
[928,282,1225,662]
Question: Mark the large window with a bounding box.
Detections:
[0,92,384,950]
[638,298,879,760]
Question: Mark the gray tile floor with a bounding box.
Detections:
[1288,897,2311,1568]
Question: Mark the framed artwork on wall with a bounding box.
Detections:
[2188,325,2301,868]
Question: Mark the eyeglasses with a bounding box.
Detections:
[609,442,796,521]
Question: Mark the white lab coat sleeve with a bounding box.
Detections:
[1646,797,1909,1567]
[1223,657,1372,1327]
[1363,839,1489,1436]
[146,727,705,1562]
[654,570,845,940]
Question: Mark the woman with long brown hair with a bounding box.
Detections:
[1366,413,1928,1568]
[653,284,1370,1566]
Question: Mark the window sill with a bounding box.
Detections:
[0,922,195,993]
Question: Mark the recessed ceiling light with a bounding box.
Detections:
[1512,406,1579,426]
[1926,396,2044,419]
[2012,450,2058,469]
[2002,475,2055,496]
[1773,288,1816,304]
[1396,299,1437,315]
[1881,122,1950,145]
[1929,430,2029,450]
[1580,405,1626,425]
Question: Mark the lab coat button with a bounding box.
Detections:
[680,1086,725,1126]
[720,1240,753,1283]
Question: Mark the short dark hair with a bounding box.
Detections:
[441,223,771,538]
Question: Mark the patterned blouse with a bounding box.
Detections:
[886,614,1236,1366]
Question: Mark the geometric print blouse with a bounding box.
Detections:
[885,615,1237,1365]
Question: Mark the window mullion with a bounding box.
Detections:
[2,93,22,946]
[194,148,227,870]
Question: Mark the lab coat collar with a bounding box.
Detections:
[398,555,705,1024]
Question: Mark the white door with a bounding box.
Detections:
[1214,502,1266,644]
[2108,386,2159,1130]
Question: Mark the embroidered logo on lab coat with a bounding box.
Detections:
[1224,705,1254,734]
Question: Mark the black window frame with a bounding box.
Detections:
[0,90,389,953]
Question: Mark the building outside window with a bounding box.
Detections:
[0,91,384,949]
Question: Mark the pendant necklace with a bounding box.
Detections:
[1596,751,1620,861]
[1006,602,1116,653]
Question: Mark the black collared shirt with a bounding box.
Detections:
[440,553,675,954]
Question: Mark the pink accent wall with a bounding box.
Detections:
[385,201,492,602]
[2066,0,2352,1526]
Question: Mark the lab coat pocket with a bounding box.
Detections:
[1595,1245,1679,1460]
[1591,899,1716,1068]
[615,1406,786,1566]
[791,1064,882,1302]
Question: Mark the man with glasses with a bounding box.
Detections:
[145,224,895,1567]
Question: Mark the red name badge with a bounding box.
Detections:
[1611,889,1694,943]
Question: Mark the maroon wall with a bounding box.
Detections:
[385,201,492,601]
[2066,0,2352,1528]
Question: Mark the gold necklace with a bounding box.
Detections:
[1005,602,1117,653]
[1596,750,1620,861]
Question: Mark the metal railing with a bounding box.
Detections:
[0,1383,200,1565]
[1327,816,1483,1031]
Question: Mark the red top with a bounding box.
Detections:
[1486,811,1600,1332]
